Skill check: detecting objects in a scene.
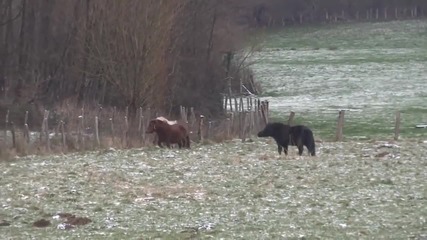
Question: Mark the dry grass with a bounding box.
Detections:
[0,101,263,161]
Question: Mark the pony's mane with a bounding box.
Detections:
[156,116,178,125]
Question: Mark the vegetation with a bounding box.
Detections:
[0,0,425,123]
[246,0,427,26]
[0,0,255,120]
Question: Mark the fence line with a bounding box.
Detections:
[0,97,271,156]
[1,100,416,158]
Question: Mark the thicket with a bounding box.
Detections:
[0,0,257,125]
[0,0,425,125]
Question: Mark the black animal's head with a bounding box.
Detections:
[257,123,275,138]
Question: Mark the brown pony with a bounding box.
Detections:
[146,117,190,149]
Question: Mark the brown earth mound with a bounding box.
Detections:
[33,219,51,227]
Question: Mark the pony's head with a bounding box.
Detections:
[146,119,165,133]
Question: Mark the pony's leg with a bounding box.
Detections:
[186,136,191,148]
[283,145,289,155]
[165,141,171,148]
[277,145,282,155]
[157,140,163,148]
[297,145,304,156]
[177,137,183,148]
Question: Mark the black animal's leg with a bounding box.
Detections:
[283,145,289,155]
[165,141,171,148]
[277,145,282,155]
[157,141,163,148]
[297,145,304,156]
[178,141,182,149]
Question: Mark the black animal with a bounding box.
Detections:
[257,122,316,156]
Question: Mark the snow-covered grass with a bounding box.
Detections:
[251,20,427,140]
[1,139,426,239]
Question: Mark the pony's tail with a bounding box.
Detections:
[306,131,316,156]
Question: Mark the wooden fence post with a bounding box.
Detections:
[249,110,254,137]
[109,117,115,144]
[198,115,204,142]
[95,116,100,147]
[10,122,16,149]
[5,109,9,143]
[226,117,231,139]
[78,115,83,148]
[123,115,129,147]
[206,121,212,140]
[190,107,196,126]
[288,111,295,125]
[81,107,85,133]
[394,111,401,141]
[265,100,269,123]
[246,97,250,111]
[242,111,248,142]
[138,107,144,143]
[60,121,66,150]
[260,101,268,125]
[335,110,345,141]
[44,110,50,151]
[141,115,146,144]
[180,106,184,121]
[24,111,30,143]
[238,111,242,139]
[230,112,234,137]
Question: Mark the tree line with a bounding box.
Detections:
[0,0,254,121]
[245,0,426,26]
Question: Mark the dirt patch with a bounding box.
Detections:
[54,213,92,229]
[375,151,390,158]
[65,216,92,226]
[258,154,270,161]
[33,219,51,228]
[0,220,11,227]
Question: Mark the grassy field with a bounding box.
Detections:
[1,139,426,239]
[251,20,427,140]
